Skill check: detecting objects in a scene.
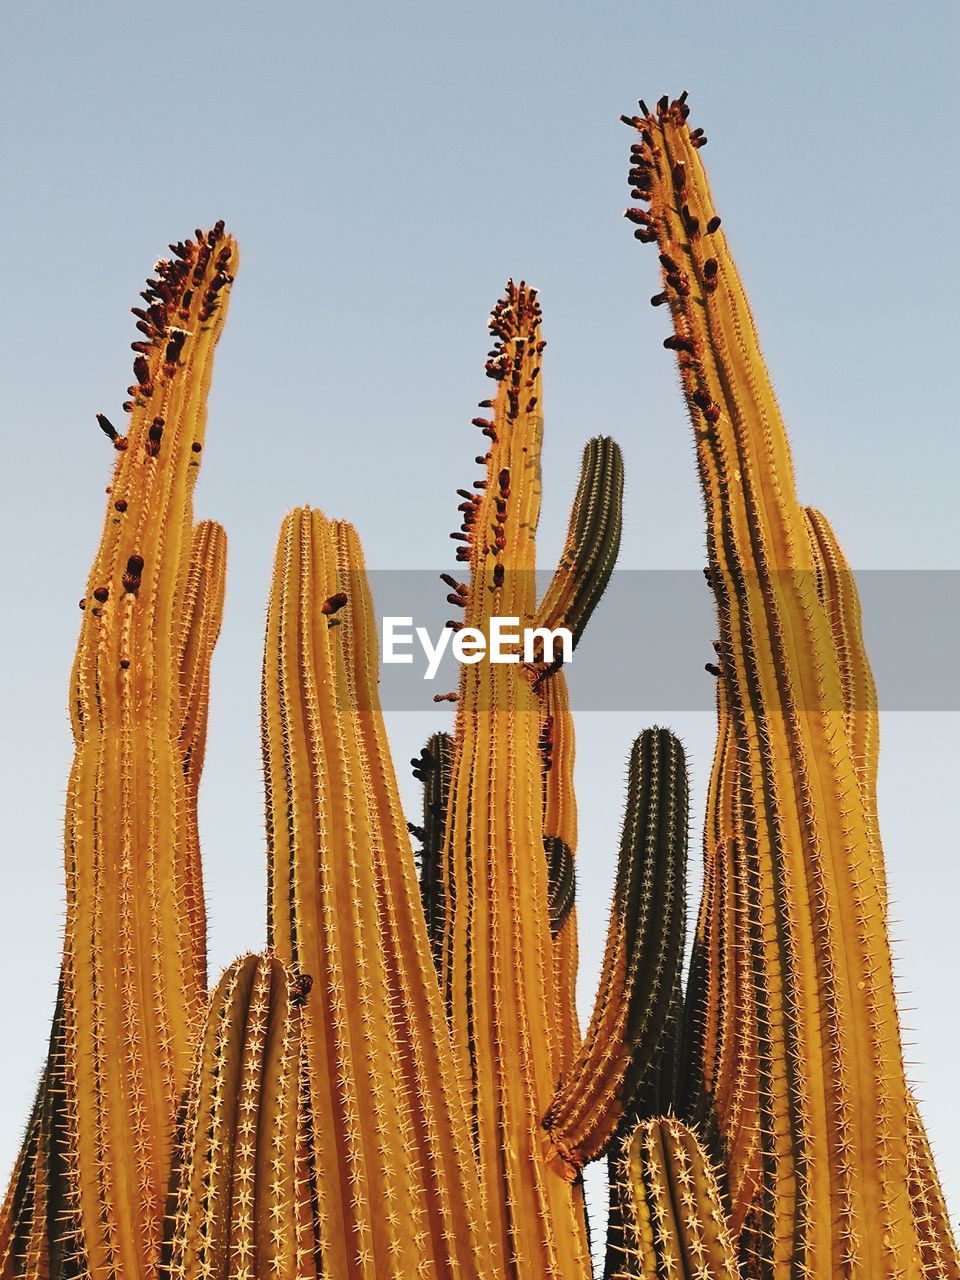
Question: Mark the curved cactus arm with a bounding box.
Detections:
[162,953,320,1280]
[0,227,238,1280]
[543,728,687,1166]
[604,1116,741,1280]
[801,507,884,889]
[534,436,623,647]
[410,731,453,977]
[261,509,491,1279]
[625,94,951,1274]
[176,518,228,995]
[177,519,227,791]
[438,282,594,1276]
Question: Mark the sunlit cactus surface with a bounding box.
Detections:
[1,95,955,1280]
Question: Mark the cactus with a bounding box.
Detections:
[0,229,237,1280]
[604,1117,740,1280]
[2,92,956,1280]
[261,507,492,1278]
[162,953,318,1280]
[544,728,688,1164]
[622,94,957,1277]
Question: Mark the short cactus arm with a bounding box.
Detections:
[802,507,885,885]
[176,518,228,993]
[544,728,688,1165]
[163,953,319,1280]
[535,436,623,646]
[604,1116,740,1280]
[261,509,489,1279]
[177,519,227,790]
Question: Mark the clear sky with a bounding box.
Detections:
[1,0,958,1264]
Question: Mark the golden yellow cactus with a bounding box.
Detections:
[623,93,958,1277]
[163,953,318,1280]
[261,507,493,1279]
[2,91,956,1280]
[1,227,236,1280]
[605,1117,740,1280]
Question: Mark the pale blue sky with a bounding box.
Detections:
[1,0,957,1261]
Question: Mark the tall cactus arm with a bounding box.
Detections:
[625,95,951,1275]
[439,282,593,1277]
[411,731,453,977]
[604,1116,741,1280]
[162,953,319,1280]
[543,728,687,1166]
[261,508,491,1280]
[535,436,623,647]
[7,227,238,1280]
[176,518,228,995]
